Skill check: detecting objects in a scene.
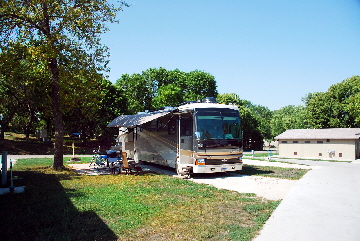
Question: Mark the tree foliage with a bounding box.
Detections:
[182,70,218,101]
[62,79,127,142]
[116,68,218,113]
[152,84,183,109]
[242,101,272,140]
[217,93,263,150]
[346,92,360,126]
[0,0,129,169]
[270,105,309,137]
[116,73,154,113]
[96,79,128,141]
[304,76,360,128]
[217,93,242,106]
[0,43,51,138]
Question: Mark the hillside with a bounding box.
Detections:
[0,133,113,155]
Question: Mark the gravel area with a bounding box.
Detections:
[69,159,311,201]
[191,173,298,200]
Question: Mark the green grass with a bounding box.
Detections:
[240,165,309,180]
[0,158,282,241]
[268,157,352,163]
[309,159,352,163]
[243,153,278,158]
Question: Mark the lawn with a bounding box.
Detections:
[240,165,308,180]
[0,158,285,241]
[243,152,278,158]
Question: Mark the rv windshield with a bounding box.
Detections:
[195,109,241,140]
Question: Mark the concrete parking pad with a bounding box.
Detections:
[254,159,360,241]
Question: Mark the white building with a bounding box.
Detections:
[275,128,360,161]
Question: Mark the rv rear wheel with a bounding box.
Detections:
[176,166,192,178]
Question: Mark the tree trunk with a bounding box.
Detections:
[49,58,65,170]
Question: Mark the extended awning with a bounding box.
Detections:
[107,110,173,128]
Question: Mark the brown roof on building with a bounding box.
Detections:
[275,128,360,140]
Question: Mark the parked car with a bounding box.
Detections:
[70,132,82,139]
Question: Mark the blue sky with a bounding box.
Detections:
[101,0,360,110]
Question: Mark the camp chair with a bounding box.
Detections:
[133,165,143,174]
[120,152,131,174]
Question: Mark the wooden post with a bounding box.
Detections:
[72,142,75,159]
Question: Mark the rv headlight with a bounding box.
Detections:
[198,142,203,148]
[196,159,206,165]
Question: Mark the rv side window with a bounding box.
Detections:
[168,117,176,135]
[180,117,193,136]
[127,128,134,142]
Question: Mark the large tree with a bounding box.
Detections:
[116,68,218,113]
[346,92,360,126]
[216,93,242,106]
[241,100,272,140]
[217,93,263,150]
[152,83,183,109]
[0,43,51,138]
[304,76,360,128]
[95,79,129,142]
[182,70,218,102]
[270,105,309,137]
[0,0,129,169]
[116,73,154,113]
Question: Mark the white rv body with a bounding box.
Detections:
[108,98,243,176]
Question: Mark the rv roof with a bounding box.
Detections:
[107,110,173,128]
[107,102,239,128]
[178,102,238,112]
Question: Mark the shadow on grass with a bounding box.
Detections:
[238,165,275,176]
[140,162,275,179]
[181,165,275,180]
[0,171,118,241]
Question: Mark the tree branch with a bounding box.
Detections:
[0,13,44,33]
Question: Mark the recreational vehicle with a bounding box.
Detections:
[107,97,243,177]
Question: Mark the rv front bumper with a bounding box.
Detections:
[192,163,242,173]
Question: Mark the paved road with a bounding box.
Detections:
[254,158,360,241]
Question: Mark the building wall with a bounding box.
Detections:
[278,139,356,160]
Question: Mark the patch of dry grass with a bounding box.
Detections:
[0,158,280,241]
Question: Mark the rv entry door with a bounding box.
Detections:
[178,116,193,164]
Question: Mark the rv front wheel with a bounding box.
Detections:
[175,163,188,177]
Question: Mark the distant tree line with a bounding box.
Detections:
[1,56,359,151]
[270,75,360,138]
